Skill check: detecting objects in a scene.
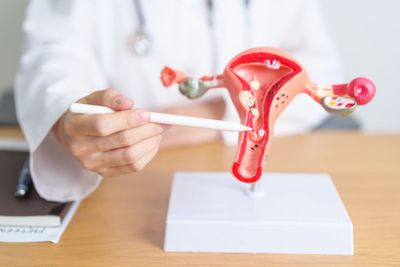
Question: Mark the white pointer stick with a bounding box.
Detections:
[69,103,252,132]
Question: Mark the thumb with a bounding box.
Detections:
[79,89,134,111]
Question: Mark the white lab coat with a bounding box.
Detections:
[15,0,342,202]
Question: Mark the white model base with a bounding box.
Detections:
[164,172,353,255]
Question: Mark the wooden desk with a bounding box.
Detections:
[1,128,399,266]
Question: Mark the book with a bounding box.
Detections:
[0,201,80,243]
[0,139,80,243]
[0,147,71,227]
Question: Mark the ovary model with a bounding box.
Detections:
[160,47,376,183]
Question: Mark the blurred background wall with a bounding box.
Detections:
[0,0,28,96]
[320,0,400,132]
[0,0,399,132]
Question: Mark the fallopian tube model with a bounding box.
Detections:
[160,47,376,183]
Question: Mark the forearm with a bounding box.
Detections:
[159,97,226,149]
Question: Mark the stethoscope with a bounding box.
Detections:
[131,0,151,56]
[131,0,251,68]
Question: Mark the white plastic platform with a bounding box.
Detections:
[164,172,353,255]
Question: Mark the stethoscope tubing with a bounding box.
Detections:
[132,0,251,65]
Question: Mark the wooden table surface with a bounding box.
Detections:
[0,127,399,266]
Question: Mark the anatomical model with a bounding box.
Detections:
[160,47,376,183]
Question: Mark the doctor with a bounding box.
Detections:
[16,0,342,202]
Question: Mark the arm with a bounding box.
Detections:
[16,1,164,201]
[16,0,106,201]
[281,0,343,84]
[159,97,226,149]
[160,67,231,148]
[16,0,108,151]
[275,0,345,133]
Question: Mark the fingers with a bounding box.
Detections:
[62,89,166,178]
[68,123,165,156]
[98,145,160,177]
[67,108,150,136]
[81,134,162,171]
[79,88,133,111]
[95,123,165,151]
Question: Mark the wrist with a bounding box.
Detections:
[52,113,68,148]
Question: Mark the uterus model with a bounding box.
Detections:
[160,47,376,184]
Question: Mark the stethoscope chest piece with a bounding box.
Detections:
[131,29,152,56]
[130,0,250,57]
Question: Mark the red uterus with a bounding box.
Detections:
[160,47,376,183]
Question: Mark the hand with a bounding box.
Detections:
[53,89,166,177]
[159,97,225,149]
